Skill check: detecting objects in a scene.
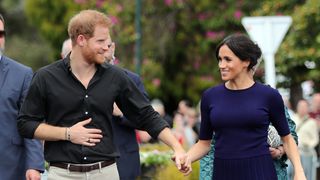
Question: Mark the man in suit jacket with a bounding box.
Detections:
[107,46,149,179]
[0,13,44,180]
[111,69,148,180]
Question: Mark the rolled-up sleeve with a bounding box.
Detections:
[18,71,46,138]
[115,73,169,139]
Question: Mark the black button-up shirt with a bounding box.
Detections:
[17,56,168,164]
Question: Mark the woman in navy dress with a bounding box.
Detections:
[182,34,306,180]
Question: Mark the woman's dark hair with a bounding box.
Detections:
[215,33,262,71]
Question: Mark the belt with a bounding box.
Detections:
[50,160,115,172]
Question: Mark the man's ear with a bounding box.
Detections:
[77,35,86,47]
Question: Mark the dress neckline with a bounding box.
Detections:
[223,82,257,92]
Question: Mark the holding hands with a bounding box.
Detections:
[172,151,192,175]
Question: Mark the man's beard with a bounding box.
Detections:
[82,48,104,65]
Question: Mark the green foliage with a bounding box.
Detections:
[134,0,263,109]
[0,0,55,71]
[253,0,320,107]
[25,0,78,59]
[139,143,199,179]
[154,161,200,180]
[140,150,171,167]
[23,0,264,111]
[5,35,54,71]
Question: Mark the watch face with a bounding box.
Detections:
[267,125,281,148]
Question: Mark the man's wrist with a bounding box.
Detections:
[65,128,71,141]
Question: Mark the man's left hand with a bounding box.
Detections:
[26,169,41,180]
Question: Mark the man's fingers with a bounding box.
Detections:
[88,138,101,143]
[175,156,181,170]
[83,141,96,146]
[87,128,102,134]
[171,155,176,162]
[184,168,192,176]
[88,133,103,139]
[77,118,92,126]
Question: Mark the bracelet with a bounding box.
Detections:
[65,128,71,141]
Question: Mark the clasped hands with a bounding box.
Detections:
[172,152,192,176]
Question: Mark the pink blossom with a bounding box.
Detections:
[96,0,105,8]
[164,0,173,6]
[206,31,225,41]
[193,61,200,70]
[152,78,161,87]
[116,4,124,12]
[234,10,242,20]
[206,31,217,39]
[200,75,213,81]
[198,13,208,21]
[109,16,119,25]
[74,0,87,4]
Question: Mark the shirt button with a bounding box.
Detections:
[85,112,88,115]
[85,95,88,98]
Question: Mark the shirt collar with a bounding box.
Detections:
[62,54,72,74]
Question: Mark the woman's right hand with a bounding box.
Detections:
[294,170,307,180]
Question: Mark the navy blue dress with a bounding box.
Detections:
[199,82,290,180]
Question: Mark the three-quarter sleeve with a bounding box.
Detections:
[199,89,214,140]
[268,90,290,137]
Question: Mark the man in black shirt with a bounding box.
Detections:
[18,10,189,179]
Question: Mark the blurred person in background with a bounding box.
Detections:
[309,93,320,123]
[171,99,193,145]
[151,98,173,128]
[283,96,295,118]
[61,38,72,58]
[184,107,199,148]
[309,93,320,162]
[0,13,44,180]
[107,44,149,180]
[137,98,173,144]
[288,99,319,180]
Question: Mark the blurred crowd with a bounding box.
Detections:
[137,99,201,149]
[137,93,320,180]
[284,93,320,180]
